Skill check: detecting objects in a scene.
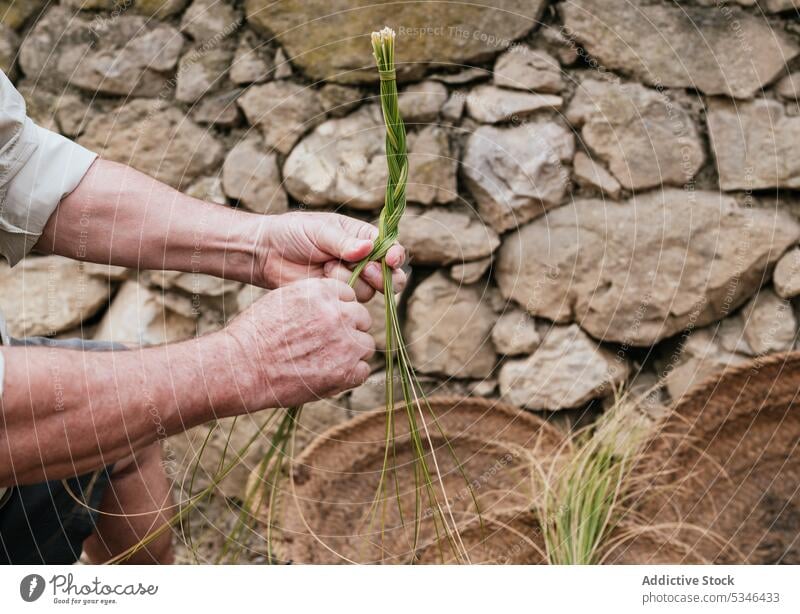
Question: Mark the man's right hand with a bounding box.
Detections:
[223,278,376,409]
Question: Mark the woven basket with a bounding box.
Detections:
[633,352,800,563]
[257,396,565,564]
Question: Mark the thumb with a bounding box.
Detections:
[319,226,374,262]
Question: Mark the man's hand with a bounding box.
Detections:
[224,278,375,409]
[38,162,406,303]
[257,212,407,301]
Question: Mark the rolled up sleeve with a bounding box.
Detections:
[0,71,97,266]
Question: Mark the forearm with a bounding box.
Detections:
[0,332,257,486]
[34,159,267,285]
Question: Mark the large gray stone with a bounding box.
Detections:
[0,257,110,337]
[398,206,499,266]
[573,151,621,199]
[465,85,562,124]
[237,81,325,154]
[230,30,273,85]
[567,78,704,191]
[496,189,800,346]
[222,137,288,215]
[774,247,800,298]
[20,7,184,97]
[462,122,574,232]
[740,288,797,355]
[499,324,629,411]
[406,125,457,205]
[491,308,540,356]
[493,46,563,93]
[283,105,386,209]
[707,98,800,191]
[180,0,241,43]
[94,280,198,347]
[560,0,797,99]
[62,0,190,17]
[0,0,47,29]
[245,0,546,83]
[398,80,448,123]
[175,44,234,103]
[284,107,457,209]
[79,99,224,189]
[405,271,497,378]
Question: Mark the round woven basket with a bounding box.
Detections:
[415,509,547,564]
[634,352,800,563]
[259,396,565,564]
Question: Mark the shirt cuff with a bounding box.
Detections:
[0,121,97,266]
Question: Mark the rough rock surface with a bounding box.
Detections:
[0,0,47,29]
[493,46,563,93]
[94,280,197,346]
[245,0,546,83]
[398,81,448,123]
[573,151,621,198]
[773,247,800,299]
[491,309,540,356]
[567,78,704,190]
[499,324,629,410]
[176,44,234,103]
[398,207,499,266]
[657,327,749,401]
[230,31,272,85]
[496,190,800,346]
[222,137,288,214]
[285,107,457,209]
[707,98,800,191]
[180,0,240,43]
[777,72,800,100]
[560,0,798,99]
[740,288,797,355]
[319,83,363,117]
[62,0,190,17]
[0,257,110,337]
[462,122,574,232]
[405,272,496,378]
[21,8,184,97]
[0,23,18,75]
[283,105,386,209]
[465,85,562,123]
[79,99,224,189]
[406,126,457,205]
[237,81,324,154]
[451,257,492,284]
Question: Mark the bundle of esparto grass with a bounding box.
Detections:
[172,27,479,565]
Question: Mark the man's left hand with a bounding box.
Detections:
[256,212,407,301]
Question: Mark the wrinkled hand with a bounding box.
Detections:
[257,212,406,301]
[225,278,375,409]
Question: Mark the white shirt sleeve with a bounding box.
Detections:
[0,70,97,266]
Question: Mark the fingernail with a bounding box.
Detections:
[324,261,335,274]
[365,262,380,279]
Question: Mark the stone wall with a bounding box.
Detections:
[4,0,800,439]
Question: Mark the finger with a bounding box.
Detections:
[324,262,375,302]
[340,301,371,332]
[355,331,376,361]
[386,244,406,269]
[321,277,356,302]
[347,361,371,387]
[359,261,386,293]
[318,223,374,263]
[391,267,407,293]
